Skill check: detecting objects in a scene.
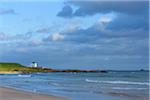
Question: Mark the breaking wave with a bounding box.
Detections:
[112,87,147,90]
[85,79,150,85]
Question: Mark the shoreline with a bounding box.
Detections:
[0,71,20,74]
[0,72,148,100]
[0,87,66,100]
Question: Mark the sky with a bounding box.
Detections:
[0,0,149,70]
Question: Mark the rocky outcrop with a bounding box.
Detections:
[36,68,107,73]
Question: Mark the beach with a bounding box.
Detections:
[0,87,65,100]
[0,71,19,74]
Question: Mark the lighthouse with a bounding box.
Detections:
[32,62,38,68]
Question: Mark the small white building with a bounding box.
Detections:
[32,62,38,68]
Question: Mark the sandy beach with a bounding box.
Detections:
[0,87,65,100]
[0,71,19,74]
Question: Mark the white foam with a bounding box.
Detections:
[18,74,32,77]
[85,79,150,85]
[112,87,147,90]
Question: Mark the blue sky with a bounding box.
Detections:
[0,0,149,70]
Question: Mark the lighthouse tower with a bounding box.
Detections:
[32,62,38,68]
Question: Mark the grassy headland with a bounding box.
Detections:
[0,62,51,74]
[0,62,104,74]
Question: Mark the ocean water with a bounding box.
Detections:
[0,71,149,100]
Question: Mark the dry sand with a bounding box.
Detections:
[0,87,66,100]
[0,71,19,74]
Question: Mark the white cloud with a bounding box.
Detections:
[98,16,112,25]
[66,23,80,32]
[51,32,64,41]
[0,32,32,41]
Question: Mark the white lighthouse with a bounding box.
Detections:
[32,62,38,68]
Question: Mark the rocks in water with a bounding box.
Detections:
[27,67,108,73]
[46,69,108,73]
[99,70,108,73]
[140,69,144,71]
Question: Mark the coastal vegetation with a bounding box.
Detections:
[0,62,49,74]
[0,62,104,74]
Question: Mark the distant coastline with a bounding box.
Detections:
[0,62,148,74]
[0,62,107,74]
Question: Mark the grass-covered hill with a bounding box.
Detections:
[0,62,102,74]
[0,63,25,71]
[0,62,52,73]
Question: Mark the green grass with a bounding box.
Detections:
[0,62,25,71]
[0,62,49,73]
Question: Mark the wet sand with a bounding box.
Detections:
[0,87,65,100]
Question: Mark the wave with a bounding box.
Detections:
[85,79,150,85]
[18,74,32,77]
[112,87,147,90]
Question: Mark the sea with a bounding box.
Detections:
[0,71,149,100]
